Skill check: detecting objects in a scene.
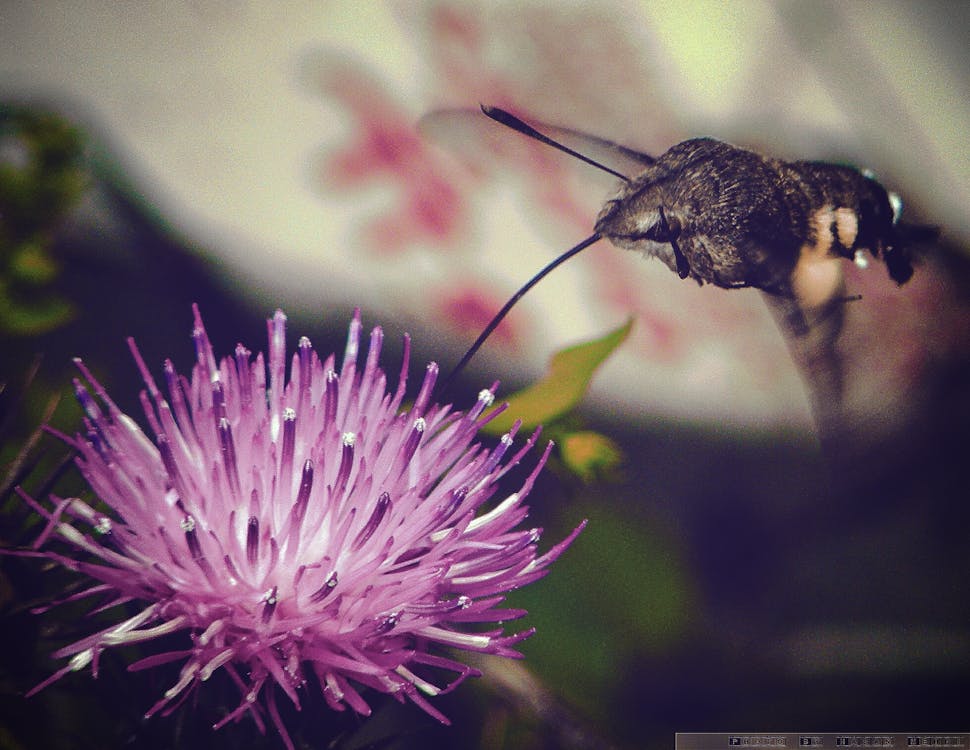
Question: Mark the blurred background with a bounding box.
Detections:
[1,2,968,748]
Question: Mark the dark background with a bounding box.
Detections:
[2,4,969,749]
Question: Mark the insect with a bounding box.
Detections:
[436,106,937,399]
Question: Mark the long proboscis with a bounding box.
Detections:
[438,105,640,397]
[438,232,603,396]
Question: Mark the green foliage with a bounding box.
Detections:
[510,504,693,721]
[0,105,86,335]
[482,318,633,434]
[559,430,624,483]
[482,318,633,481]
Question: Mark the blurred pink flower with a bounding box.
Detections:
[15,306,584,749]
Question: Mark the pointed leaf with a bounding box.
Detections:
[483,318,633,435]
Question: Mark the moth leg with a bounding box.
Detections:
[658,205,691,279]
[670,237,691,279]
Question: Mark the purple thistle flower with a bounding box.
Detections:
[13,306,585,749]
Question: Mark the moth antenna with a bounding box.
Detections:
[481,105,631,182]
[439,233,603,397]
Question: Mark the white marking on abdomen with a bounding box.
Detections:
[834,207,859,249]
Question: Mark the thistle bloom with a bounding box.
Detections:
[16,306,584,748]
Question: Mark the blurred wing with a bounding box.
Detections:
[418,107,655,182]
[761,291,846,431]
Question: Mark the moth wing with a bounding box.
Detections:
[418,107,655,182]
[760,290,847,431]
[499,114,657,174]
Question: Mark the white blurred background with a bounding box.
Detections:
[3,1,966,430]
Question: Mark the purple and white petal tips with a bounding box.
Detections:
[14,306,585,749]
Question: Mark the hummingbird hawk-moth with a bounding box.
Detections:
[434,105,937,400]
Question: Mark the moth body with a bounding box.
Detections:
[594,138,909,314]
[430,106,937,394]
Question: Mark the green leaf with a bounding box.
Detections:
[0,278,74,335]
[482,317,633,435]
[11,241,59,284]
[510,505,693,720]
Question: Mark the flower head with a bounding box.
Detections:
[15,306,584,748]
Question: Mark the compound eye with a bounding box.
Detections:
[644,208,681,242]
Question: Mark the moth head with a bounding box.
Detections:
[594,201,685,277]
[595,197,681,243]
